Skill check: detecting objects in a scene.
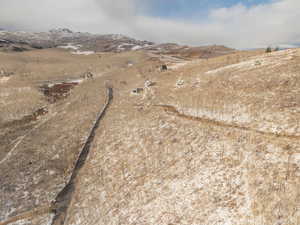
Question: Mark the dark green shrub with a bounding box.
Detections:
[266,47,272,53]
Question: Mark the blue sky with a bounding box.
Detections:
[141,0,272,19]
[1,0,299,49]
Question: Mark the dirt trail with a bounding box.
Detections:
[0,205,55,225]
[51,86,113,225]
[0,111,56,166]
[157,104,300,140]
[0,87,113,225]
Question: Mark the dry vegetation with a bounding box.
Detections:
[0,47,299,225]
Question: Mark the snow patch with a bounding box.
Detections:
[175,79,185,88]
[58,43,81,50]
[168,62,188,70]
[206,49,297,75]
[110,34,126,40]
[71,50,95,55]
[131,45,142,51]
[69,78,84,83]
[0,76,10,84]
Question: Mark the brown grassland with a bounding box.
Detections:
[0,47,299,225]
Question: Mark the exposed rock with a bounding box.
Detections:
[81,71,94,79]
[161,64,168,71]
[144,80,155,88]
[176,79,184,87]
[0,68,14,77]
[131,88,144,95]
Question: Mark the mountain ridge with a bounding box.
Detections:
[0,28,235,58]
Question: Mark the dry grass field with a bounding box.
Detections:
[0,47,299,225]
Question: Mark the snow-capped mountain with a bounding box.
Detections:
[0,28,234,58]
[0,28,154,52]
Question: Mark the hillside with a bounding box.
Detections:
[0,43,299,225]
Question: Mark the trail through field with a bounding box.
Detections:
[156,104,300,140]
[0,87,113,225]
[0,112,56,165]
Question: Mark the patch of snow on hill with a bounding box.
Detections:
[109,34,127,40]
[206,49,297,74]
[168,62,188,70]
[71,50,95,55]
[132,45,142,51]
[0,77,10,84]
[58,43,81,50]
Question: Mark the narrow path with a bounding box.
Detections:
[0,87,113,225]
[0,112,57,165]
[51,86,113,225]
[157,104,300,140]
[0,206,55,225]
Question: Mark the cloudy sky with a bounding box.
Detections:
[0,0,299,48]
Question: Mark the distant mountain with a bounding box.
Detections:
[0,28,154,52]
[0,28,235,58]
[49,28,73,34]
[144,43,235,59]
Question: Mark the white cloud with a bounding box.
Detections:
[0,0,300,48]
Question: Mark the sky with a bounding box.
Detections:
[142,0,272,19]
[0,0,299,49]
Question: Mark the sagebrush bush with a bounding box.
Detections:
[266,46,272,53]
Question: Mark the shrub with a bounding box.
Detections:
[266,46,272,53]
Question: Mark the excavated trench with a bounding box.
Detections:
[51,87,113,225]
[0,87,113,225]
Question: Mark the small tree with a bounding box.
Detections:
[266,46,272,53]
[274,46,280,51]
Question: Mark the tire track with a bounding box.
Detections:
[156,104,300,140]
